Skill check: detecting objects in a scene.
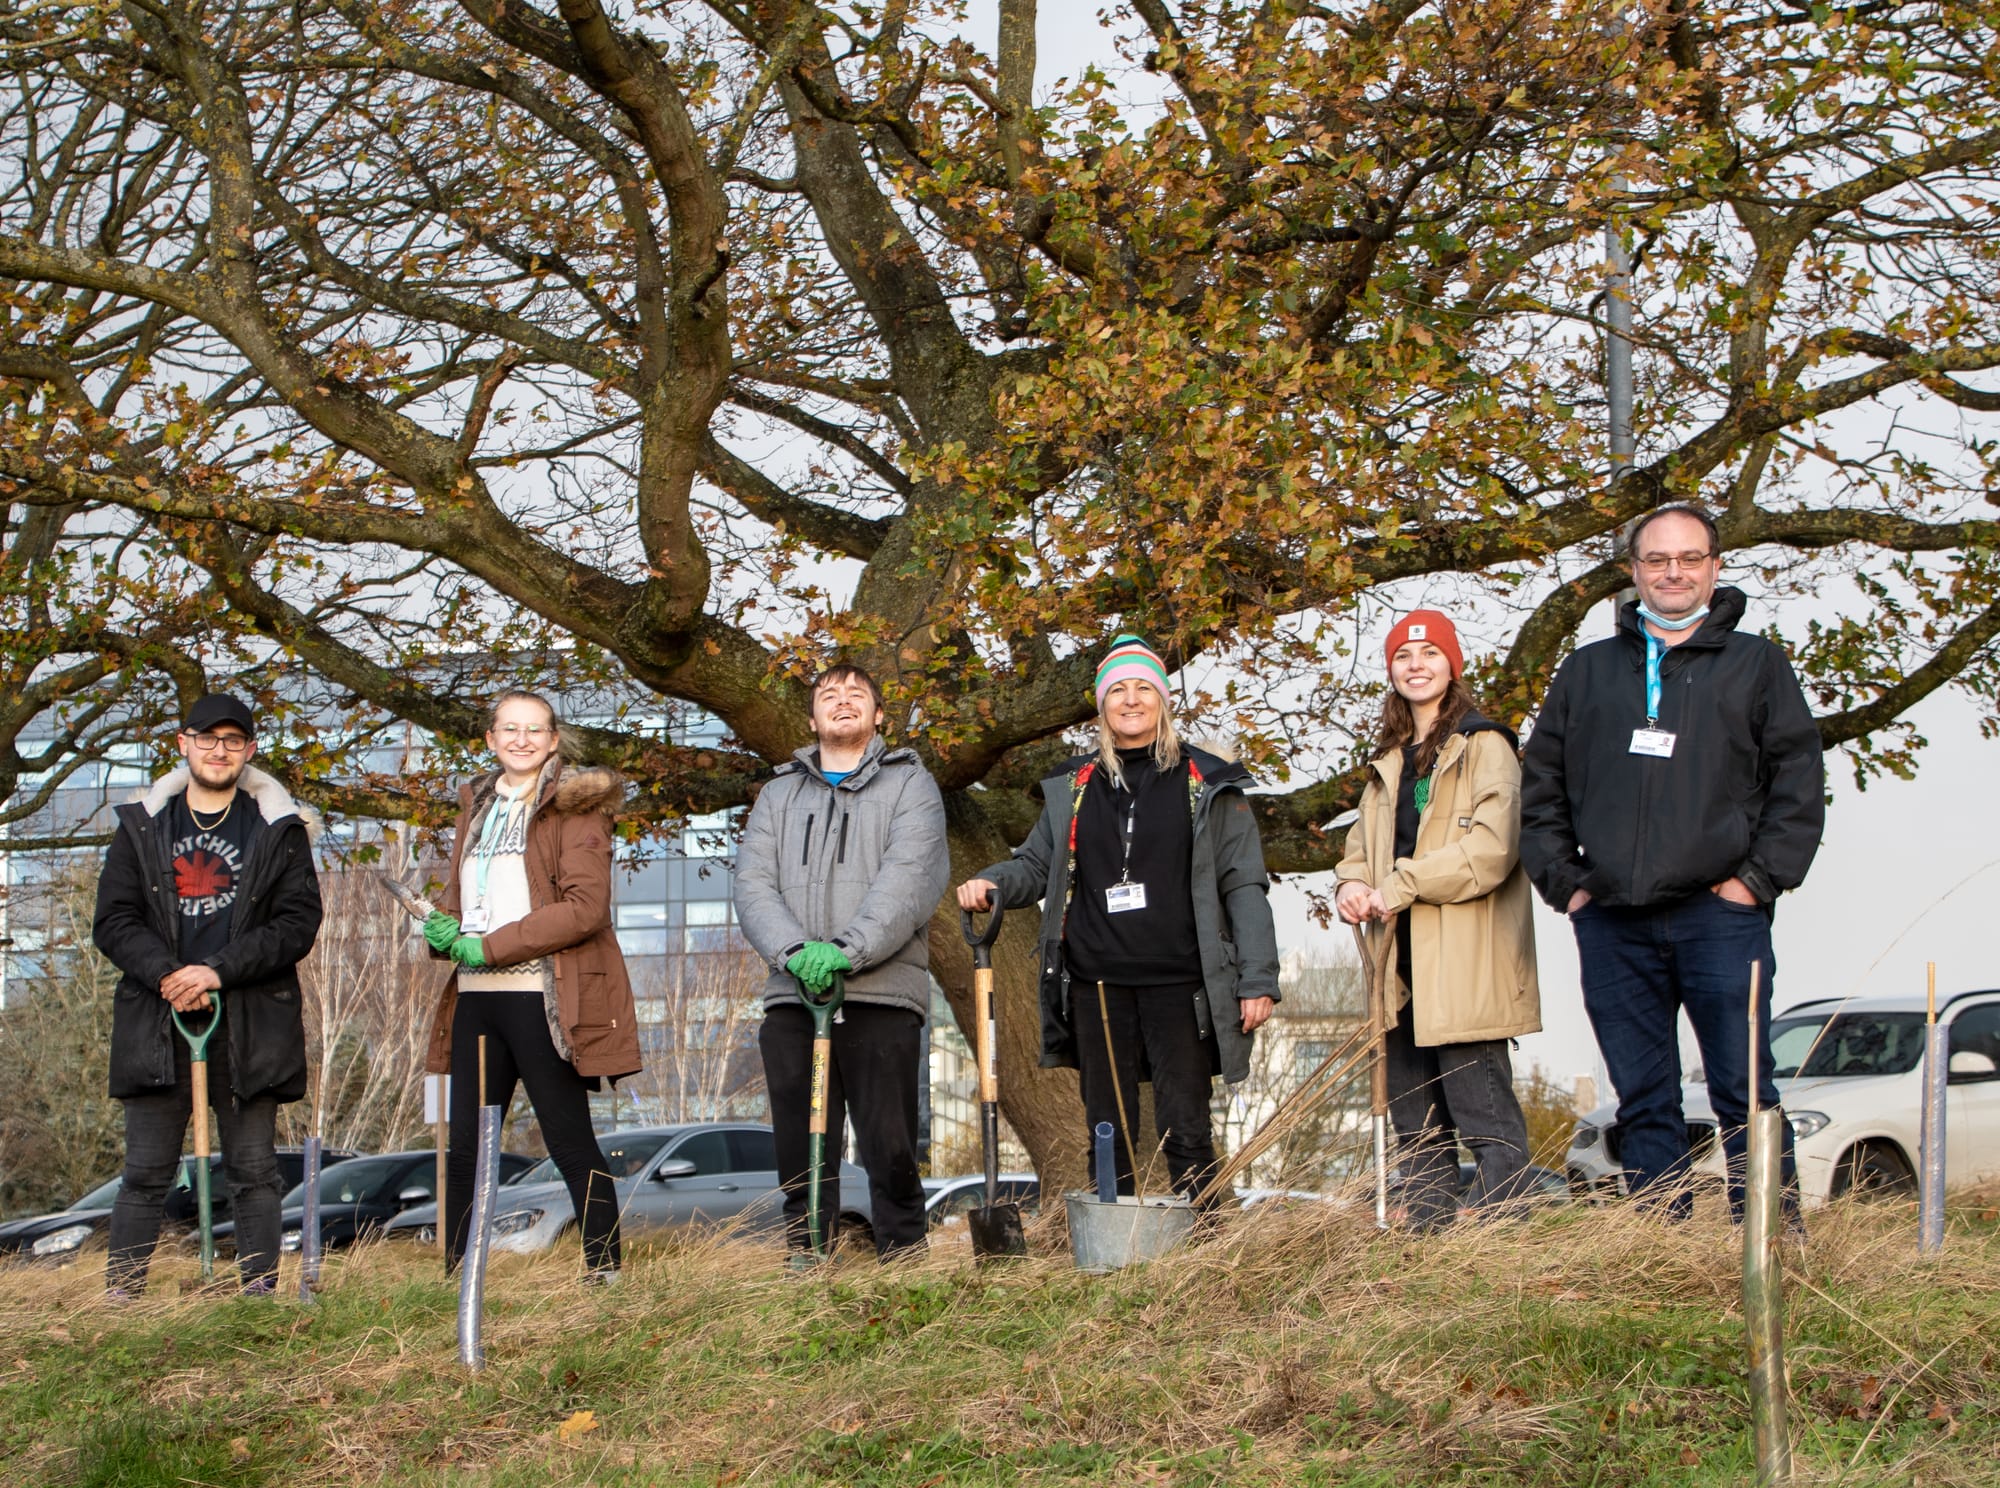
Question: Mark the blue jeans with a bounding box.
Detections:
[1572,891,1797,1219]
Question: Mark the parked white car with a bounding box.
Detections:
[1566,990,2000,1204]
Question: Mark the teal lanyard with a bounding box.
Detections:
[1637,604,1708,725]
[471,791,526,906]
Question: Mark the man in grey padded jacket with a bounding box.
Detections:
[733,663,949,1257]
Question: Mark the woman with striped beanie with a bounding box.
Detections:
[957,635,1281,1202]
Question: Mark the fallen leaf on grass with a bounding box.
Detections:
[558,1409,598,1442]
[229,1438,252,1464]
[1680,1447,1700,1466]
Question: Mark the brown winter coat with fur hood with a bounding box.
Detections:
[424,760,642,1082]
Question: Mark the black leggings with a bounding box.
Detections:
[445,989,620,1273]
[1073,978,1219,1200]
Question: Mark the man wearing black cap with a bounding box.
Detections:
[93,694,324,1296]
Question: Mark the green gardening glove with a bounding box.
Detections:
[423,911,461,953]
[447,935,487,969]
[786,940,851,993]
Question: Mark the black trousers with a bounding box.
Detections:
[445,989,620,1274]
[1382,1012,1533,1229]
[1074,979,1219,1200]
[107,1021,283,1293]
[759,1000,926,1256]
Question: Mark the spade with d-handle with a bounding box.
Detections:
[961,906,1028,1258]
[170,991,226,1283]
[796,968,847,1260]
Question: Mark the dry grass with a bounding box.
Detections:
[3,1186,1997,1486]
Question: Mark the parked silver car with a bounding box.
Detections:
[383,1122,875,1252]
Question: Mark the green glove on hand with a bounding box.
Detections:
[423,911,461,953]
[786,940,851,993]
[447,935,487,969]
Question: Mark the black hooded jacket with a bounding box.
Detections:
[1519,587,1824,911]
[94,766,323,1103]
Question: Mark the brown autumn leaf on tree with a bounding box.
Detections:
[2,1,1997,1180]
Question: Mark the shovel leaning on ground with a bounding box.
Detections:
[796,969,847,1260]
[170,991,226,1283]
[1350,915,1398,1229]
[960,906,1027,1258]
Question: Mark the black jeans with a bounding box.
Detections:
[445,990,621,1274]
[760,1000,927,1257]
[1075,979,1218,1200]
[108,1021,282,1293]
[1383,1014,1533,1229]
[1572,891,1798,1220]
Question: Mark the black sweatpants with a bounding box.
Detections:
[759,1000,926,1257]
[444,989,620,1274]
[1074,979,1219,1200]
[1382,1012,1532,1229]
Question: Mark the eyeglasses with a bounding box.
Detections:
[185,732,251,753]
[1634,551,1717,574]
[494,724,553,740]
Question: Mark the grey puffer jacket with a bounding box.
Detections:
[976,745,1281,1084]
[733,736,950,1017]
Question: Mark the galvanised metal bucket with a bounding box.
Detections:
[1063,1192,1194,1273]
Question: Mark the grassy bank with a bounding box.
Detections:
[4,1194,1996,1486]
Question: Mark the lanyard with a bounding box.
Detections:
[471,790,527,905]
[1115,791,1139,885]
[1637,603,1708,725]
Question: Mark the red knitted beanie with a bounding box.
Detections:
[1383,609,1464,677]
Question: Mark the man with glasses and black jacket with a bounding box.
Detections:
[93,694,323,1296]
[1521,504,1824,1224]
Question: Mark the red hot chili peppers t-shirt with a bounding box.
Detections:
[171,793,263,965]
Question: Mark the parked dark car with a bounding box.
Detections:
[210,1149,534,1257]
[0,1147,361,1263]
[384,1123,876,1251]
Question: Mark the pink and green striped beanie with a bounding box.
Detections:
[1095,635,1171,712]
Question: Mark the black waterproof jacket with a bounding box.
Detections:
[94,766,323,1102]
[1519,587,1824,912]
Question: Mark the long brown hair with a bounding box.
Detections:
[1374,677,1478,779]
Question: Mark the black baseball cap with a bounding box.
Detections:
[183,693,257,736]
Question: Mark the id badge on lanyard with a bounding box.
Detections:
[1105,789,1148,912]
[1633,632,1678,758]
[1105,881,1148,913]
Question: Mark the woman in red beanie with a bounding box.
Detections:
[1334,610,1542,1228]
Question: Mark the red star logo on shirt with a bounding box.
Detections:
[176,850,234,900]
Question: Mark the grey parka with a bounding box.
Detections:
[733,736,950,1017]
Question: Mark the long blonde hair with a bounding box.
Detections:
[1094,683,1184,787]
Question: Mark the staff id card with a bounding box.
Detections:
[460,904,491,934]
[1629,727,1677,758]
[1105,882,1148,913]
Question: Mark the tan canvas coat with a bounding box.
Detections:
[424,761,642,1081]
[1335,728,1541,1046]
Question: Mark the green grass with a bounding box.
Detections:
[4,1194,1997,1486]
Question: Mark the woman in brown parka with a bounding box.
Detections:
[1335,610,1541,1229]
[422,690,641,1281]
